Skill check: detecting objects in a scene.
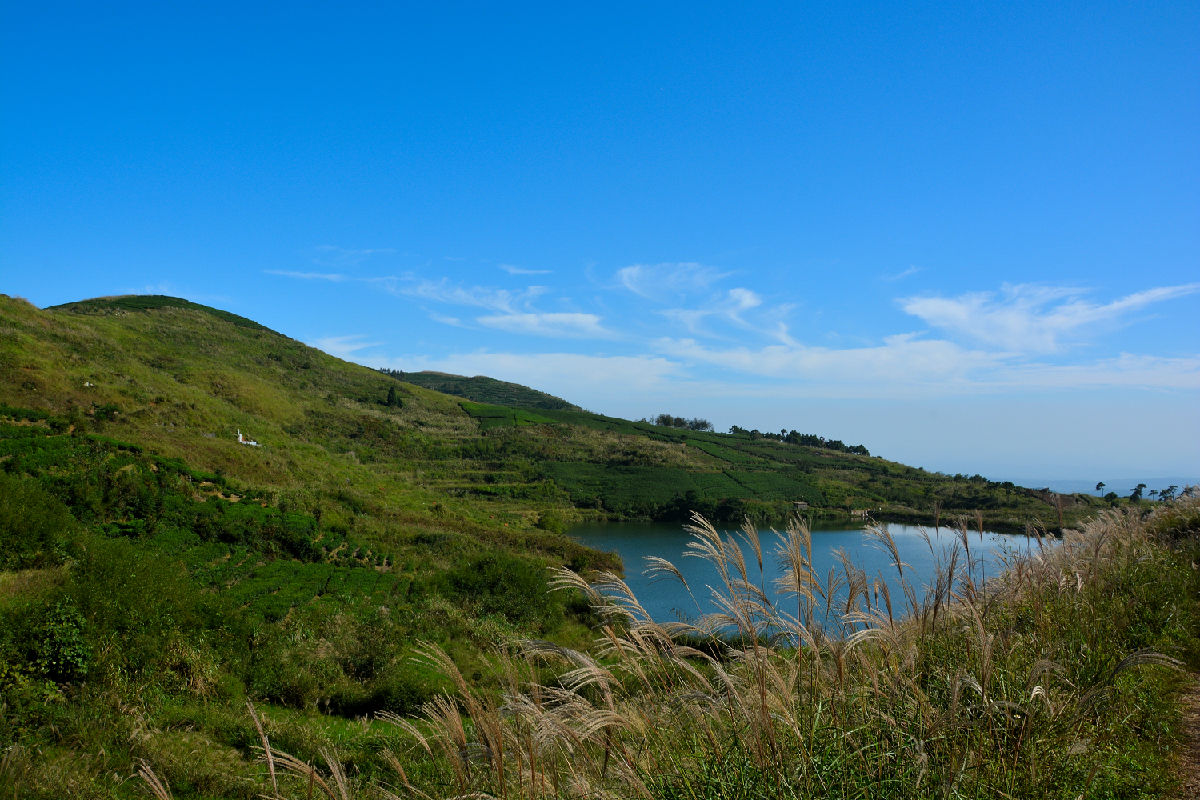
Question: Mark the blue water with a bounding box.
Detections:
[569,520,1046,627]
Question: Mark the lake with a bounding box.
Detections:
[569,519,1048,628]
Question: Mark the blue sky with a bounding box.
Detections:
[2,2,1197,482]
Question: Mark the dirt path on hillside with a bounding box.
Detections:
[1177,676,1200,799]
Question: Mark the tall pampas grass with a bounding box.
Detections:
[140,499,1198,799]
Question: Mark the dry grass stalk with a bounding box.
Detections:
[368,502,1193,799]
[136,759,173,800]
[247,699,279,797]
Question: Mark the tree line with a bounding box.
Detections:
[728,425,871,456]
[645,412,871,457]
[647,414,714,431]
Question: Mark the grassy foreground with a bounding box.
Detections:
[103,497,1200,799]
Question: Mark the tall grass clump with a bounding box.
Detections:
[140,497,1200,799]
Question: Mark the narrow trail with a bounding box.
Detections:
[1176,676,1200,799]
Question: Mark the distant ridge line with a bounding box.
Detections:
[48,294,269,331]
[380,368,580,411]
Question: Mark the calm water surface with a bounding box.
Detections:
[569,520,1047,625]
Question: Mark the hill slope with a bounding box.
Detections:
[1,293,1101,535]
[381,369,581,411]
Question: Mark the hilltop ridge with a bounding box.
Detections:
[378,368,581,411]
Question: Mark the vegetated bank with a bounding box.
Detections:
[149,497,1200,799]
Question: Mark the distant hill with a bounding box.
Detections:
[382,369,581,411]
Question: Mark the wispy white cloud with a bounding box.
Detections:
[616,262,731,300]
[659,334,1000,388]
[499,264,552,276]
[660,307,712,336]
[726,287,762,313]
[428,312,465,327]
[311,334,383,360]
[660,286,795,344]
[266,269,349,282]
[279,267,1199,406]
[270,268,607,336]
[476,312,613,338]
[653,335,1200,397]
[901,282,1200,353]
[992,353,1200,391]
[402,278,547,313]
[882,265,922,282]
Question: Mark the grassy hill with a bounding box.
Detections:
[0,293,1183,799]
[3,293,1105,536]
[381,369,581,411]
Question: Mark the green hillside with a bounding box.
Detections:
[0,293,1181,799]
[2,294,1103,536]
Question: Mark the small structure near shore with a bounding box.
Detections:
[236,429,260,446]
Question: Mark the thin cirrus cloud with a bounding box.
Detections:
[617,262,732,300]
[265,269,350,282]
[992,353,1200,391]
[275,263,1198,400]
[661,288,761,335]
[499,264,552,276]
[659,334,1001,387]
[269,268,616,340]
[476,312,614,339]
[401,278,548,314]
[661,286,798,346]
[653,335,1200,397]
[901,282,1200,353]
[310,335,383,360]
[266,270,543,314]
[882,265,923,282]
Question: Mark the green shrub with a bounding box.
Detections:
[534,508,568,534]
[441,551,563,631]
[36,600,91,682]
[0,472,77,569]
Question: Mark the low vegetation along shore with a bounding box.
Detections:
[6,495,1199,798]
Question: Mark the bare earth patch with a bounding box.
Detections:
[1177,676,1200,799]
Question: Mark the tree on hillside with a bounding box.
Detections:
[654,414,713,432]
[1095,481,1105,493]
[1130,483,1146,501]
